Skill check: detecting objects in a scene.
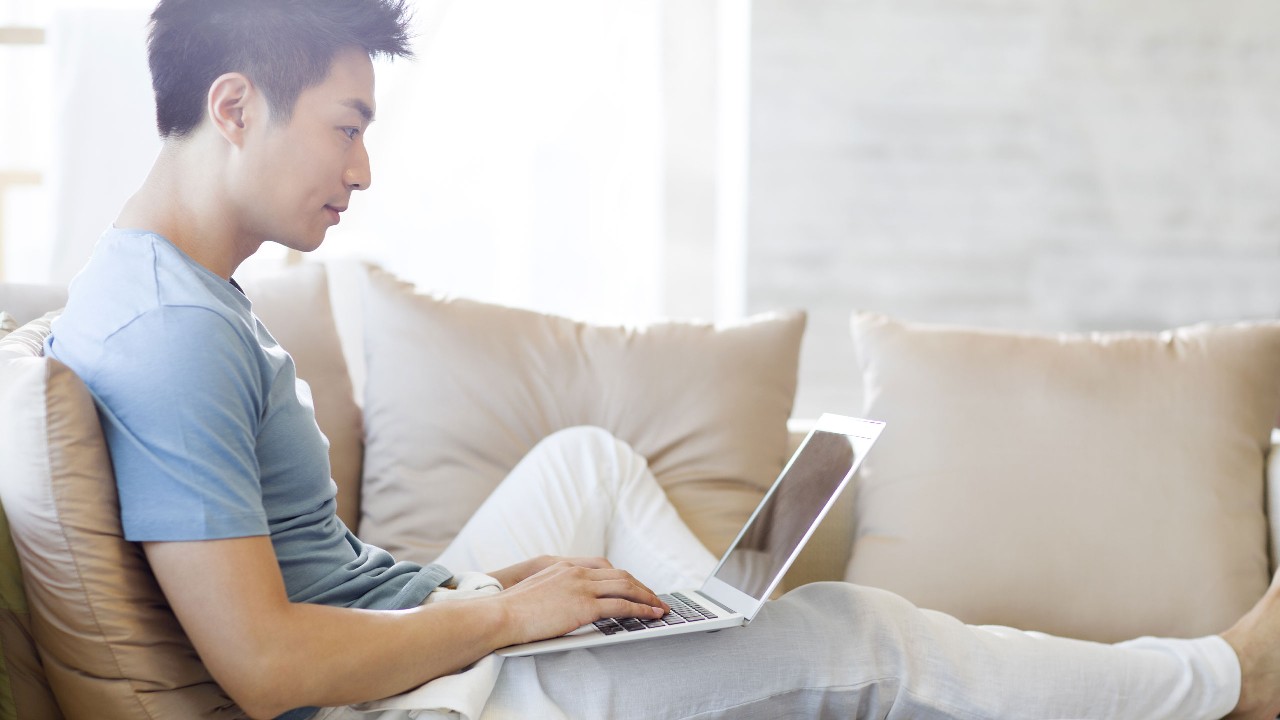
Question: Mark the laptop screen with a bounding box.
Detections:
[710,428,867,600]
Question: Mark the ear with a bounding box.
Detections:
[206,72,257,145]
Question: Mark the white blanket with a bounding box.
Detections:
[351,572,505,720]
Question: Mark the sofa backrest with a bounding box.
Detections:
[0,284,67,326]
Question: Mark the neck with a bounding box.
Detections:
[115,138,262,280]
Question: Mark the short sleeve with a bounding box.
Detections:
[89,305,270,541]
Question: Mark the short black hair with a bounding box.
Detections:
[147,0,414,139]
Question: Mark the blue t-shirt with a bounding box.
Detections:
[48,230,451,706]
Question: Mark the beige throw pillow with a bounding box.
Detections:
[0,312,64,719]
[845,312,1280,642]
[0,341,243,717]
[359,268,806,564]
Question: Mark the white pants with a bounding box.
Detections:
[326,426,1242,720]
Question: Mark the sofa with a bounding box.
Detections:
[0,260,1277,719]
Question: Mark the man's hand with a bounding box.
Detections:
[486,560,671,648]
[487,554,613,589]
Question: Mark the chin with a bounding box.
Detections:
[281,233,327,255]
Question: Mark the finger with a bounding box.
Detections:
[595,570,669,612]
[558,567,669,610]
[590,578,668,613]
[595,597,668,620]
[563,556,613,570]
[576,568,669,611]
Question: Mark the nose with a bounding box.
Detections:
[344,137,372,191]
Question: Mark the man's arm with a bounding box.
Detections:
[145,537,668,719]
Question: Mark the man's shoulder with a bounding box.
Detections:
[80,230,250,321]
[52,230,258,377]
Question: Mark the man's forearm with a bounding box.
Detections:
[143,537,515,719]
[225,598,512,718]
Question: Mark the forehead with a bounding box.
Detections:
[297,46,376,115]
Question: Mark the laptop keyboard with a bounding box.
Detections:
[592,592,719,635]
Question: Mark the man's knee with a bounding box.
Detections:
[526,426,647,488]
[785,579,913,609]
[536,425,618,456]
[534,426,646,467]
[773,581,919,645]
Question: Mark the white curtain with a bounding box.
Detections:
[317,1,664,323]
[47,1,665,324]
[49,6,158,283]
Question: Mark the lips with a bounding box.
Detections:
[324,205,345,225]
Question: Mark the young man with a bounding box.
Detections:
[46,1,1280,718]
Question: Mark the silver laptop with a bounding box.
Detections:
[497,413,885,657]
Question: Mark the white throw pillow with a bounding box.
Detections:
[0,312,59,361]
[0,311,16,337]
[359,267,806,564]
[845,312,1280,642]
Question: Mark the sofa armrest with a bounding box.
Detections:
[1269,428,1279,577]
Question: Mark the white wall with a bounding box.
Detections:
[749,0,1280,418]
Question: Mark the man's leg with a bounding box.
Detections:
[394,425,1244,719]
[1221,567,1280,718]
[312,427,720,719]
[485,582,1240,720]
[434,426,718,591]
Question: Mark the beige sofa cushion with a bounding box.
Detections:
[359,268,806,563]
[845,312,1280,642]
[1271,430,1280,577]
[240,264,364,532]
[0,312,64,719]
[0,325,242,718]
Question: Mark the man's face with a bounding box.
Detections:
[233,46,376,253]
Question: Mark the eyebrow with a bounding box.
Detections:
[343,99,375,124]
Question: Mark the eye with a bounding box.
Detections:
[342,127,360,140]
